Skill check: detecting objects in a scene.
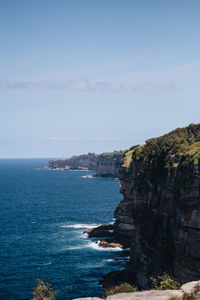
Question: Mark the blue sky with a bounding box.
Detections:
[0,0,200,158]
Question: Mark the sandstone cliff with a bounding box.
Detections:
[49,153,98,170]
[49,151,124,177]
[95,151,124,177]
[114,124,200,289]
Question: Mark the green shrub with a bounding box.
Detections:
[151,273,180,290]
[32,279,58,300]
[106,283,138,296]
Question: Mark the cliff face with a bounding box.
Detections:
[114,124,200,289]
[49,153,98,170]
[63,154,98,170]
[95,152,124,177]
[49,151,124,176]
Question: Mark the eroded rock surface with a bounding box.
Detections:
[49,151,124,177]
[95,152,124,177]
[83,224,114,237]
[114,124,200,288]
[73,280,200,300]
[49,153,98,170]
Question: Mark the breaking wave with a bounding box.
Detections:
[88,241,123,251]
[60,223,99,229]
[82,175,94,178]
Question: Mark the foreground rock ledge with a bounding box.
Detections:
[73,280,200,300]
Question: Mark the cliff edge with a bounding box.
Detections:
[114,123,200,289]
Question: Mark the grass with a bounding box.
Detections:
[121,149,134,167]
[105,283,138,296]
[101,151,124,157]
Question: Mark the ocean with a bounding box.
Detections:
[0,159,129,300]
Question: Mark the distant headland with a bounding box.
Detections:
[47,151,125,177]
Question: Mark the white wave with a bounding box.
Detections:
[60,223,98,229]
[42,262,51,266]
[82,175,94,178]
[81,233,88,238]
[65,246,84,250]
[88,241,123,251]
[103,258,114,262]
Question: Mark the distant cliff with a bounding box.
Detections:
[95,151,124,177]
[113,123,200,289]
[49,151,124,177]
[49,153,98,170]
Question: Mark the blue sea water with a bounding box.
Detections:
[0,159,128,300]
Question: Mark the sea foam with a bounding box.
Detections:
[82,175,94,178]
[88,241,123,251]
[60,223,98,229]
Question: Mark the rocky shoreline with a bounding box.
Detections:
[80,124,200,298]
[83,224,129,249]
[83,223,131,291]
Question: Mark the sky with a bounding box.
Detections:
[0,0,200,158]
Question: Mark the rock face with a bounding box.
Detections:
[114,124,200,289]
[95,152,124,177]
[49,151,124,177]
[83,224,114,237]
[49,153,98,170]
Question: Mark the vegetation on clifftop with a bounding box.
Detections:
[121,145,139,167]
[122,124,200,169]
[100,150,124,157]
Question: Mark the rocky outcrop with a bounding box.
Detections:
[73,280,200,300]
[49,153,98,170]
[49,151,124,177]
[83,224,114,237]
[95,152,124,177]
[114,124,200,289]
[74,290,182,300]
[84,224,129,250]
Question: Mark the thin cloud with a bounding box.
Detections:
[0,79,177,94]
[0,79,112,92]
[132,81,177,93]
[43,137,131,142]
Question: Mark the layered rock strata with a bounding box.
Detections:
[114,124,200,289]
[49,153,98,170]
[49,151,124,177]
[95,152,124,177]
